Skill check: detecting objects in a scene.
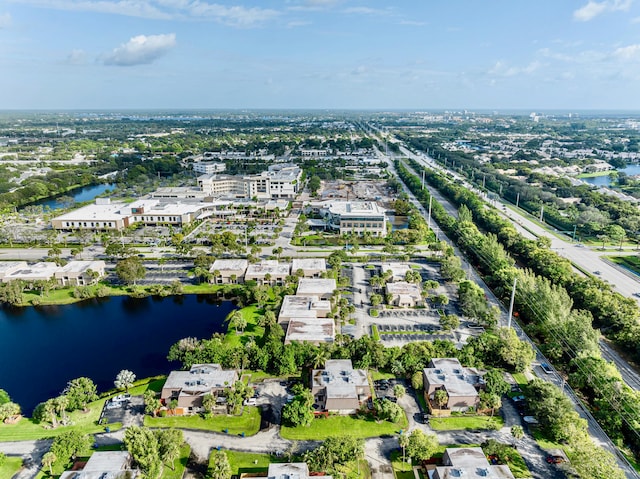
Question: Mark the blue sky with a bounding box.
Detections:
[1,0,639,110]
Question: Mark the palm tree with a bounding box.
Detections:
[433,389,448,413]
[511,425,524,445]
[54,395,69,424]
[42,452,56,475]
[43,399,58,427]
[227,310,245,334]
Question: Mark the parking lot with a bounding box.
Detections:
[99,394,144,427]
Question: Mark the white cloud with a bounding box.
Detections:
[188,3,279,27]
[0,12,11,28]
[7,1,279,26]
[614,44,640,60]
[343,7,391,16]
[66,49,87,64]
[287,20,311,28]
[488,60,541,77]
[573,0,632,21]
[103,33,176,66]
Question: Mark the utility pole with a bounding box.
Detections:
[572,224,577,242]
[421,170,425,190]
[516,192,520,208]
[507,278,517,329]
[427,195,432,231]
[539,205,544,222]
[482,174,486,189]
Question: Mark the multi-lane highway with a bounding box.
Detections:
[382,139,640,479]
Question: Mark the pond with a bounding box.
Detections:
[26,183,117,211]
[0,295,235,414]
[581,164,640,187]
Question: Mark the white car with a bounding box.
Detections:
[243,398,257,406]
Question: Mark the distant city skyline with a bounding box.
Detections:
[1,0,639,110]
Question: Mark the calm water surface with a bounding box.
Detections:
[0,295,234,414]
[29,183,117,211]
[582,164,640,186]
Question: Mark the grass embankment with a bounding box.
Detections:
[0,456,24,478]
[0,403,121,442]
[144,406,261,436]
[280,414,408,440]
[0,376,163,442]
[576,170,613,178]
[20,282,232,307]
[609,255,640,276]
[428,415,503,431]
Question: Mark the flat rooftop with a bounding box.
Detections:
[292,258,327,271]
[210,259,249,272]
[380,262,413,281]
[0,261,28,275]
[246,261,291,277]
[425,359,484,398]
[163,364,237,391]
[285,318,335,344]
[297,278,336,296]
[386,281,421,296]
[57,261,105,273]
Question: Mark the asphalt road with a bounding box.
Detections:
[382,140,640,479]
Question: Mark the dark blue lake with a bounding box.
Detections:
[0,295,235,414]
[29,183,117,211]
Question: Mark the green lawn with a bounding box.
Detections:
[429,415,503,431]
[609,255,640,276]
[224,305,265,346]
[390,450,415,479]
[222,450,285,476]
[512,373,529,387]
[162,444,191,479]
[144,407,261,436]
[0,397,121,442]
[280,414,408,440]
[531,429,565,451]
[371,371,396,381]
[0,456,23,478]
[502,447,530,479]
[243,370,281,383]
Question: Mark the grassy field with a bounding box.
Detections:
[222,450,286,476]
[0,456,24,478]
[20,282,231,307]
[0,399,121,442]
[429,415,503,431]
[280,414,408,440]
[224,305,266,346]
[144,407,261,436]
[161,444,191,479]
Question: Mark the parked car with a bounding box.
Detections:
[546,455,565,464]
[540,363,553,374]
[112,393,131,403]
[243,398,257,406]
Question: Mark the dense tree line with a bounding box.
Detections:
[395,159,640,462]
[400,133,640,241]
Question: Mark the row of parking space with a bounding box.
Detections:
[379,333,452,342]
[376,323,440,332]
[376,309,436,317]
